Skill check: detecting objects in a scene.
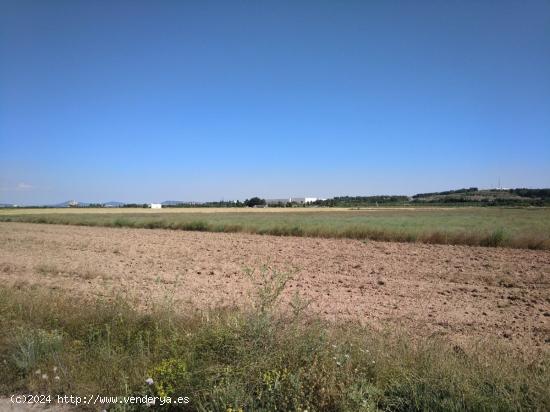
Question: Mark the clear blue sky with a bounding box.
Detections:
[1,0,549,204]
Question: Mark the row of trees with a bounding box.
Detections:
[312,196,409,207]
[509,188,550,200]
[412,188,479,199]
[165,199,268,208]
[243,197,266,207]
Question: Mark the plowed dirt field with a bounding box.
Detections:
[1,222,549,346]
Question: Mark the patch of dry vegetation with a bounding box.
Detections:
[1,208,549,250]
[1,268,549,411]
[35,263,107,280]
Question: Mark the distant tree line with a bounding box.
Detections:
[312,196,409,207]
[243,197,266,207]
[412,187,478,199]
[509,188,550,200]
[409,188,550,206]
[6,188,548,209]
[166,201,245,208]
[166,198,268,208]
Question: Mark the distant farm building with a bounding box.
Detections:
[265,197,320,206]
[150,203,162,209]
[304,197,319,203]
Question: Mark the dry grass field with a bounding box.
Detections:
[1,206,549,249]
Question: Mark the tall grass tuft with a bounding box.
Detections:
[481,228,507,247]
[11,329,63,373]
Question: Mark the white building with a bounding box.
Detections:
[150,203,162,209]
[304,197,319,203]
[265,197,321,206]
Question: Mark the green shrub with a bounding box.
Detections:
[149,358,189,399]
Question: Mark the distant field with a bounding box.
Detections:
[1,207,549,249]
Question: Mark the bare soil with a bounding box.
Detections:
[1,222,549,346]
